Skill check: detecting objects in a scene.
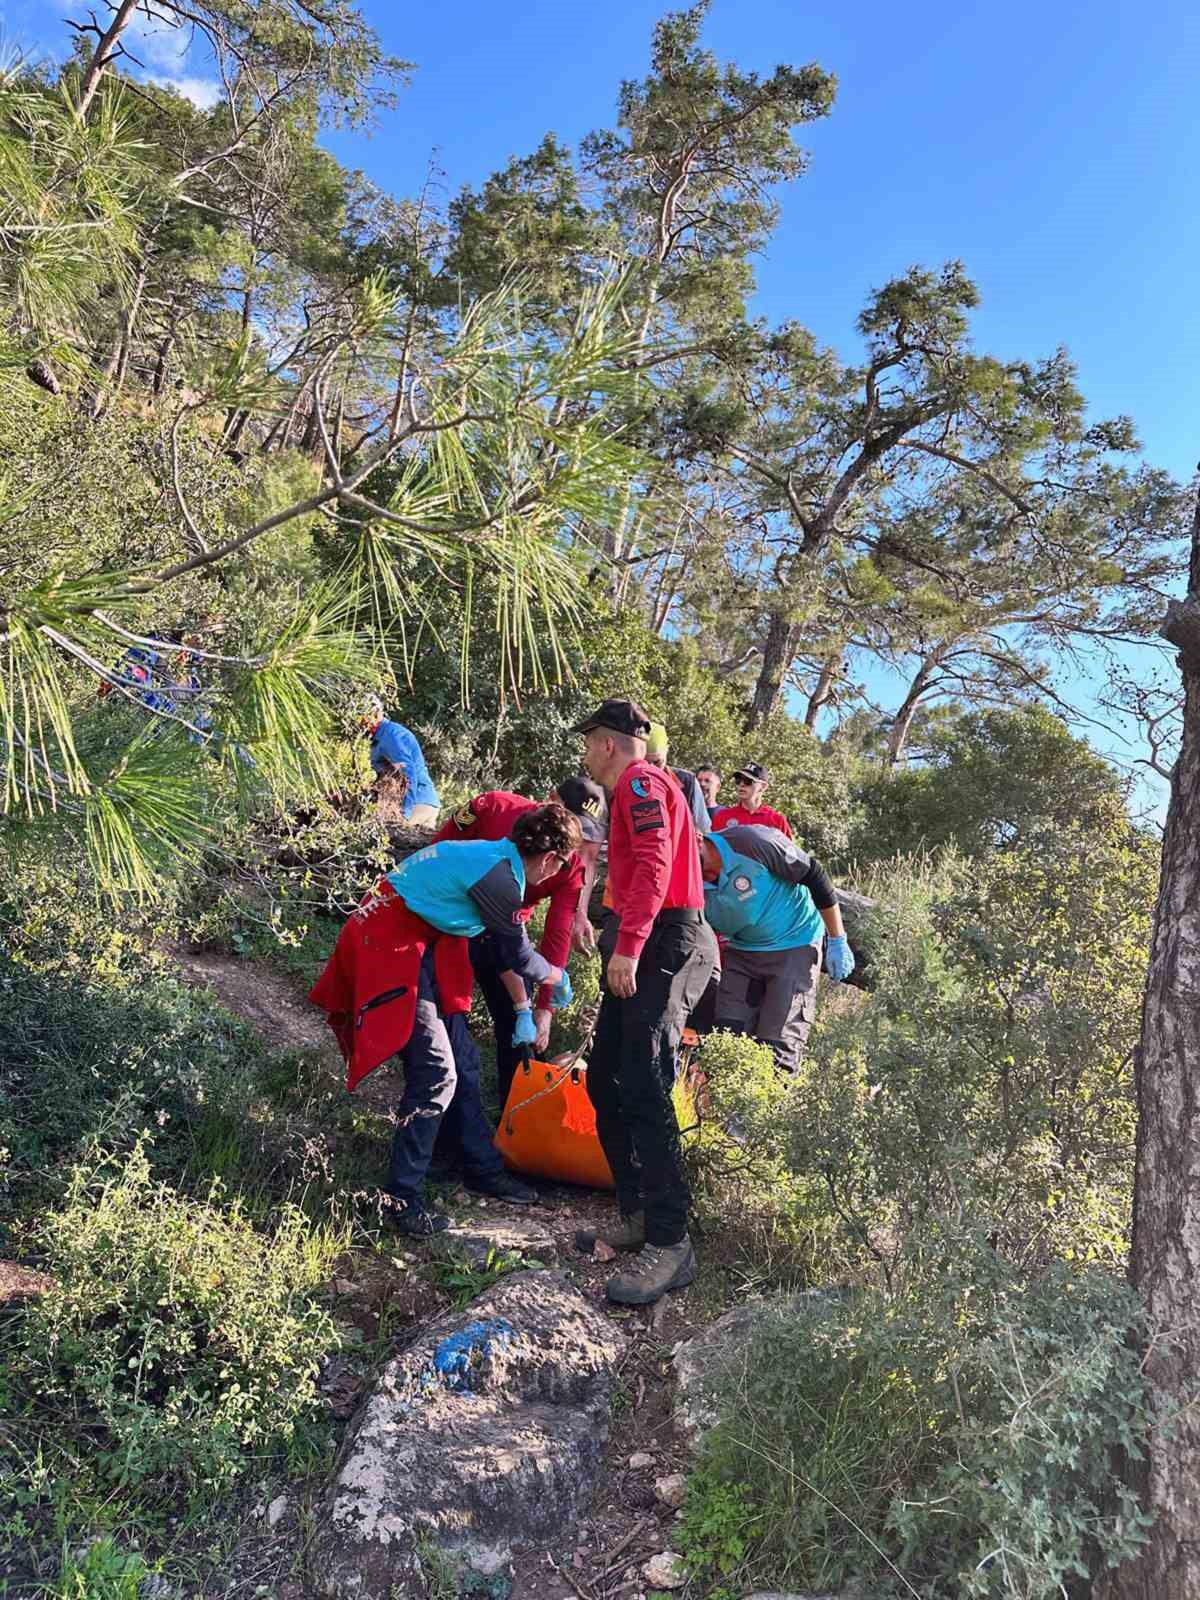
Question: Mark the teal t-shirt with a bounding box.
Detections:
[703,831,824,953]
[387,837,527,937]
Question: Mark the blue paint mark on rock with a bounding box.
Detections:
[432,1319,515,1392]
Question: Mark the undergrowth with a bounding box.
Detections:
[684,1251,1154,1599]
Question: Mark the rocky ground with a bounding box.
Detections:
[178,946,733,1600]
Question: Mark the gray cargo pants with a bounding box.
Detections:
[714,941,821,1073]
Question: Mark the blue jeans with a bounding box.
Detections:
[386,949,503,1202]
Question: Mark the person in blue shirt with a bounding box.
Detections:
[361,695,440,825]
[377,803,578,1233]
[701,824,855,1072]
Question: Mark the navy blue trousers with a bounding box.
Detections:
[386,948,503,1202]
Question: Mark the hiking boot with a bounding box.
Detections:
[381,1197,451,1236]
[575,1210,646,1255]
[464,1171,538,1206]
[605,1236,696,1305]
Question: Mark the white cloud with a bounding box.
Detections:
[125,13,190,72]
[151,73,221,109]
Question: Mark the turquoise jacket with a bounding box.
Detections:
[387,837,527,939]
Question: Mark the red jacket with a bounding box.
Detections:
[308,879,474,1092]
[712,802,793,838]
[432,790,585,1008]
[607,760,703,959]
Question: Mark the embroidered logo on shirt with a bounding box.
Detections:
[631,798,664,833]
[581,797,602,818]
[453,804,476,828]
[732,873,754,898]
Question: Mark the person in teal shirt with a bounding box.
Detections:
[701,824,855,1072]
[380,808,576,1232]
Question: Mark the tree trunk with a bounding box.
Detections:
[746,611,799,730]
[111,264,147,396]
[885,642,952,765]
[1103,487,1200,1600]
[76,0,140,121]
[151,327,177,397]
[804,644,844,730]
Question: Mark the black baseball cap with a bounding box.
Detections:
[569,697,653,739]
[734,761,770,784]
[554,775,609,842]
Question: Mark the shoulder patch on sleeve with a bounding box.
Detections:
[453,804,476,829]
[630,797,665,833]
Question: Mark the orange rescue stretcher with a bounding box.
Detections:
[493,1029,705,1191]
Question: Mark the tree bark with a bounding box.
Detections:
[804,644,844,729]
[76,0,141,122]
[746,611,800,729]
[1103,484,1200,1600]
[885,643,949,766]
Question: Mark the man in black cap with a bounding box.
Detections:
[430,777,608,1121]
[711,760,793,838]
[572,698,717,1306]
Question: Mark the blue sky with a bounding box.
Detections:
[7,0,1195,803]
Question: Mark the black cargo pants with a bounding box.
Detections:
[587,909,717,1246]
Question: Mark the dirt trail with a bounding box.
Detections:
[168,945,333,1056]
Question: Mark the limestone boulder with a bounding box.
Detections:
[310,1269,624,1599]
[432,1215,558,1271]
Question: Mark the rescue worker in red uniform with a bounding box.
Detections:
[430,777,608,1113]
[711,760,793,837]
[571,699,718,1305]
[309,804,578,1235]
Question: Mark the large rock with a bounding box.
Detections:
[432,1215,559,1271]
[311,1269,624,1598]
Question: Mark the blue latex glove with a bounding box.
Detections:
[511,1008,537,1049]
[825,934,855,983]
[549,970,574,1010]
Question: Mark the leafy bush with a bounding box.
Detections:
[682,1029,795,1206]
[692,1254,1152,1598]
[794,822,1153,1276]
[20,1144,341,1497]
[848,706,1132,864]
[0,943,271,1222]
[48,1538,151,1600]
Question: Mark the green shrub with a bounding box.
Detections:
[21,1144,341,1498]
[675,1029,853,1286]
[48,1538,151,1600]
[0,946,270,1221]
[693,1254,1152,1598]
[794,824,1152,1277]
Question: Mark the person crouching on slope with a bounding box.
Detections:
[700,823,855,1072]
[571,698,717,1306]
[309,804,576,1235]
[359,694,440,827]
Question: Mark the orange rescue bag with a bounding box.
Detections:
[494,1057,615,1191]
